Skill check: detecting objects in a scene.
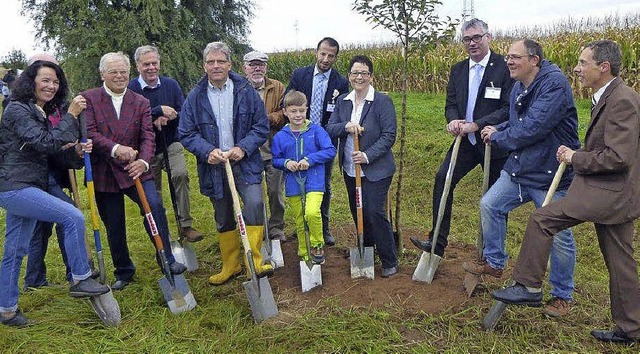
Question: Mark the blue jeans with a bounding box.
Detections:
[0,187,91,312]
[24,175,73,288]
[480,170,576,300]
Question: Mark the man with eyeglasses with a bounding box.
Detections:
[83,51,187,291]
[466,39,580,317]
[128,45,204,243]
[179,42,274,285]
[493,39,640,344]
[242,51,287,242]
[284,37,349,246]
[411,18,513,259]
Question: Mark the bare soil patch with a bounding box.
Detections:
[270,224,507,316]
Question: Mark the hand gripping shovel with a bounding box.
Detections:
[350,132,375,279]
[413,135,463,283]
[133,178,197,314]
[260,171,284,269]
[78,113,121,326]
[464,142,492,296]
[161,132,199,272]
[482,162,567,331]
[295,175,322,292]
[224,160,278,323]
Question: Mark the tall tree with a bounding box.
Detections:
[1,49,28,70]
[21,0,254,92]
[353,0,457,252]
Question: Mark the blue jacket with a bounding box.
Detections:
[128,76,185,154]
[491,60,580,190]
[272,120,336,197]
[178,72,268,199]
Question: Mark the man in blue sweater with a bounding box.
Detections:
[128,45,203,242]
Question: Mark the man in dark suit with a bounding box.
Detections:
[411,18,513,257]
[83,52,186,291]
[285,37,349,246]
[492,40,640,343]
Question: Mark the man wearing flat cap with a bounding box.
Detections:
[243,50,287,242]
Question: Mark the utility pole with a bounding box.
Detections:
[294,20,299,50]
[462,0,475,21]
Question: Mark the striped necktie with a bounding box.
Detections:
[310,73,326,125]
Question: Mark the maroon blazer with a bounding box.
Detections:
[82,87,155,193]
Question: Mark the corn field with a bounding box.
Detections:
[267,13,640,98]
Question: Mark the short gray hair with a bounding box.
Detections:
[203,42,231,61]
[99,52,131,73]
[134,45,159,63]
[461,18,489,34]
[584,40,622,76]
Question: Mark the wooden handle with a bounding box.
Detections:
[542,162,566,207]
[134,178,165,252]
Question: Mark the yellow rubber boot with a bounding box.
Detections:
[208,230,243,285]
[246,225,274,278]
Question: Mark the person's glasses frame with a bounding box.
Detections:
[462,33,488,44]
[349,71,371,78]
[504,54,534,62]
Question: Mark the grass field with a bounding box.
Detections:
[1,93,639,353]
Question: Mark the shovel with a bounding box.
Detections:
[295,175,322,292]
[160,132,199,272]
[134,178,196,314]
[260,171,284,269]
[78,113,121,326]
[413,135,463,283]
[350,132,375,280]
[482,162,567,331]
[224,160,278,323]
[68,169,98,279]
[463,142,492,297]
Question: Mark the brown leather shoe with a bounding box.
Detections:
[543,297,570,317]
[181,227,203,242]
[462,260,503,278]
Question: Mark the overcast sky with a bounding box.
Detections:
[3,0,640,58]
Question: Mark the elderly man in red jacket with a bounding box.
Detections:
[82,51,186,291]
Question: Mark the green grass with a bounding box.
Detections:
[1,93,639,353]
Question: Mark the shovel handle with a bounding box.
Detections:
[542,162,566,207]
[134,178,165,252]
[353,132,364,237]
[224,160,255,275]
[431,135,462,255]
[477,142,492,259]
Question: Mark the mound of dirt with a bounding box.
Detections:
[270,225,506,315]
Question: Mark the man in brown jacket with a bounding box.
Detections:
[243,51,287,241]
[491,40,640,343]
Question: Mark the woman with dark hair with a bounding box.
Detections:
[326,55,399,278]
[0,60,110,327]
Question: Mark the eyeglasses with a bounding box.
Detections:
[106,70,129,77]
[349,71,371,78]
[247,62,266,68]
[504,54,533,61]
[205,59,229,66]
[462,33,487,44]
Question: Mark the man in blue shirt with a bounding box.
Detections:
[128,45,203,243]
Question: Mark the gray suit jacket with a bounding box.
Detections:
[563,77,640,224]
[325,91,396,182]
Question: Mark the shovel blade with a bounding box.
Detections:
[171,240,199,272]
[270,240,285,268]
[349,247,375,279]
[299,261,322,292]
[482,301,508,331]
[412,252,441,283]
[243,277,278,323]
[463,272,481,297]
[158,274,197,314]
[89,289,121,326]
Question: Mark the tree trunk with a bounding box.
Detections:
[394,42,409,254]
